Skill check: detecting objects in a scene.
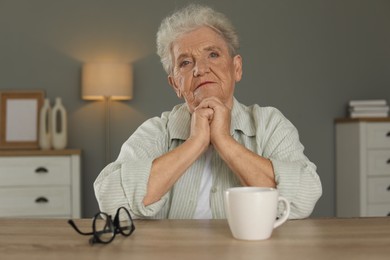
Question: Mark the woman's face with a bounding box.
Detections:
[168,26,242,113]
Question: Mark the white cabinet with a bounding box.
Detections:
[335,119,390,217]
[0,149,81,218]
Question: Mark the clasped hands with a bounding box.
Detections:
[190,97,232,151]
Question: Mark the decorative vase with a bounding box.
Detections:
[39,98,52,150]
[51,97,67,150]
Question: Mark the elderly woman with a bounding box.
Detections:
[94,4,322,219]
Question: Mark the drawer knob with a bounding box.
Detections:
[35,197,49,204]
[387,186,390,191]
[388,212,390,217]
[387,131,390,137]
[387,159,390,164]
[35,167,48,173]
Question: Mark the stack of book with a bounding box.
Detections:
[348,99,389,118]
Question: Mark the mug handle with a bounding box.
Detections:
[273,196,290,228]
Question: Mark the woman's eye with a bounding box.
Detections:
[179,60,191,67]
[209,52,219,58]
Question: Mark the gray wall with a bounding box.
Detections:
[1,0,389,218]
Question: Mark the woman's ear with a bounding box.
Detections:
[168,75,182,98]
[233,55,243,83]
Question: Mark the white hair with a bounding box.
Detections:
[156,4,240,74]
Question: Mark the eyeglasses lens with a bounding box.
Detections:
[94,213,115,243]
[117,208,133,235]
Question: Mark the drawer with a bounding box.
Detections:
[366,123,390,148]
[367,177,390,203]
[367,204,390,217]
[0,156,71,186]
[0,186,71,217]
[367,150,390,176]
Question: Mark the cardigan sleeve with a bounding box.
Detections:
[258,107,322,219]
[94,115,171,219]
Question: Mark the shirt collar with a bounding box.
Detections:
[167,97,256,141]
[230,97,256,137]
[167,103,191,140]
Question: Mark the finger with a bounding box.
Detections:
[195,97,223,111]
[196,107,214,121]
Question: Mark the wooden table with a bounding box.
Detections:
[1,217,389,260]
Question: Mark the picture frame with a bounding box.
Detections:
[0,90,45,149]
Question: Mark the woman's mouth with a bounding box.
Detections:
[196,81,214,90]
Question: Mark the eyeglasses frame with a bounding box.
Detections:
[68,207,135,245]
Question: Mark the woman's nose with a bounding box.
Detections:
[193,60,210,77]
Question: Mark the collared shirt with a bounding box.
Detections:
[94,98,322,219]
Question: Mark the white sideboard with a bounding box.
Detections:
[335,118,390,217]
[0,149,81,218]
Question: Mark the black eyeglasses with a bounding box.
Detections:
[68,207,135,245]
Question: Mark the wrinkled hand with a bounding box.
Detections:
[194,97,232,146]
[189,104,214,151]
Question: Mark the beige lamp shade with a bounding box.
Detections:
[82,63,133,100]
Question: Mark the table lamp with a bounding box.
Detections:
[82,63,133,163]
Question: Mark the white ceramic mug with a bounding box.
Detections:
[224,187,290,240]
